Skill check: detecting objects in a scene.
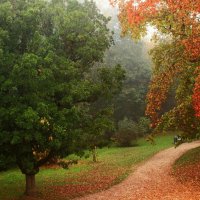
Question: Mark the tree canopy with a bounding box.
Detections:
[0,0,125,195]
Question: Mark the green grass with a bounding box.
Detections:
[173,146,200,169]
[96,134,173,167]
[0,134,174,200]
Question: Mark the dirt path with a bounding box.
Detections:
[76,141,200,200]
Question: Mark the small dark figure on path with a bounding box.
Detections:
[174,135,182,145]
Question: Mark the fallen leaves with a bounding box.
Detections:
[173,161,200,188]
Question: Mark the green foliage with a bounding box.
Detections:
[0,0,125,176]
[155,60,200,138]
[0,154,15,171]
[114,117,151,147]
[58,159,78,169]
[114,118,138,147]
[137,117,151,136]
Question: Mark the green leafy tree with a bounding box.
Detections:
[82,108,114,162]
[0,0,125,195]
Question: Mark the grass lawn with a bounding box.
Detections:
[0,134,174,200]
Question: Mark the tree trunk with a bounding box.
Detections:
[92,146,97,162]
[25,174,36,196]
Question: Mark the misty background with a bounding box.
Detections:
[94,0,152,124]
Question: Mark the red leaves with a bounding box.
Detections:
[111,0,200,57]
[173,161,200,188]
[52,172,117,198]
[124,0,159,25]
[40,165,125,200]
[146,67,181,127]
[192,67,200,118]
[182,37,200,62]
[110,0,200,128]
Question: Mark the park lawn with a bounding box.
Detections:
[0,134,173,200]
[173,146,200,186]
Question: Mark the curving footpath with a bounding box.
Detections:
[76,141,200,200]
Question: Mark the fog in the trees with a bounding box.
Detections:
[94,0,152,123]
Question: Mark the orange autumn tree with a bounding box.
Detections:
[110,0,200,137]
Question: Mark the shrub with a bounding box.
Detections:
[114,118,138,147]
[58,160,78,169]
[137,117,151,136]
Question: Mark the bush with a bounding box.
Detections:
[137,117,151,136]
[114,118,138,147]
[58,159,78,169]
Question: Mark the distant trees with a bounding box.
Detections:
[97,5,152,143]
[0,0,125,195]
[114,118,138,147]
[103,9,151,123]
